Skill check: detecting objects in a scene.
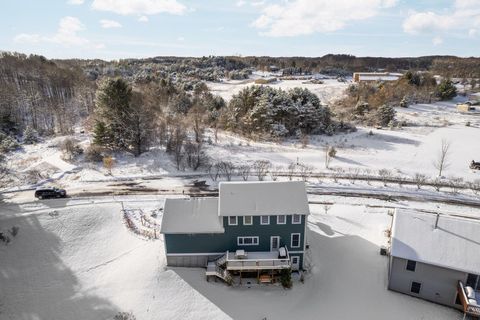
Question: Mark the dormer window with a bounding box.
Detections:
[228,216,238,226]
[292,214,301,224]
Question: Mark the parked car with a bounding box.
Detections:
[34,187,67,199]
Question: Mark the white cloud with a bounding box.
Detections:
[177,36,185,41]
[100,19,122,28]
[67,0,85,4]
[14,17,103,49]
[251,0,397,37]
[138,15,149,22]
[236,0,246,7]
[432,36,443,46]
[402,0,480,36]
[91,0,187,16]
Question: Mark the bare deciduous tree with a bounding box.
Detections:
[413,173,427,190]
[252,160,271,181]
[269,165,283,181]
[448,177,463,194]
[287,162,297,181]
[433,139,451,177]
[298,163,314,182]
[432,177,442,192]
[217,161,235,181]
[378,169,391,187]
[237,165,251,181]
[468,179,480,196]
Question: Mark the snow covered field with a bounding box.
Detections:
[0,196,465,320]
[207,78,349,104]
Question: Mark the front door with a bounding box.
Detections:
[270,236,280,251]
[291,256,300,271]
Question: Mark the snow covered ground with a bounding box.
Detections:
[207,78,349,104]
[0,196,466,320]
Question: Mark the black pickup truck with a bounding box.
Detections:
[470,160,480,170]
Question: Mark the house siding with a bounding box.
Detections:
[164,215,306,268]
[388,256,467,309]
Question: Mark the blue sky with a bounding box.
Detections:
[1,0,479,60]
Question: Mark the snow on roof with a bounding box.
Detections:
[218,181,310,216]
[160,198,224,234]
[391,209,480,275]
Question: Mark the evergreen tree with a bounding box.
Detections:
[436,79,457,100]
[376,105,396,127]
[94,78,153,156]
[22,126,39,144]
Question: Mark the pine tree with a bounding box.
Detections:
[93,121,112,147]
[376,105,396,127]
[436,79,457,100]
[22,126,39,144]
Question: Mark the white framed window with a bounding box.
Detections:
[228,216,238,226]
[277,215,286,224]
[291,233,301,248]
[260,215,270,225]
[243,216,253,225]
[292,214,301,224]
[237,236,259,246]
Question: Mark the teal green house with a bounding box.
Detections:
[160,181,310,282]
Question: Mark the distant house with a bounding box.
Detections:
[353,72,402,83]
[161,181,310,283]
[388,209,480,318]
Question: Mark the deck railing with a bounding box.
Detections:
[225,247,291,270]
[457,281,480,317]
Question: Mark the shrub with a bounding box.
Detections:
[84,145,104,162]
[0,132,19,153]
[103,156,115,175]
[327,146,337,158]
[436,79,457,100]
[60,138,83,160]
[9,226,19,237]
[23,126,39,144]
[114,312,136,320]
[280,268,293,288]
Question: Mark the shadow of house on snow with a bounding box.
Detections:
[0,212,119,320]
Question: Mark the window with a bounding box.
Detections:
[291,233,301,248]
[261,215,270,225]
[277,215,286,224]
[243,216,252,225]
[410,282,422,294]
[406,260,416,272]
[228,216,237,226]
[466,273,480,290]
[292,214,301,224]
[237,236,259,246]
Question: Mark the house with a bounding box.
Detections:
[353,72,402,83]
[160,181,310,283]
[388,209,480,318]
[456,102,476,113]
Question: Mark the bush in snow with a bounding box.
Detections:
[280,268,293,288]
[84,145,104,162]
[376,105,396,127]
[9,226,19,237]
[252,160,271,181]
[0,131,19,153]
[22,126,39,144]
[60,138,83,161]
[435,79,457,101]
[114,312,136,320]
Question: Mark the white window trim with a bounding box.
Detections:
[237,236,259,246]
[228,216,238,226]
[292,214,301,224]
[260,215,270,225]
[243,216,253,225]
[277,215,286,224]
[291,233,301,248]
